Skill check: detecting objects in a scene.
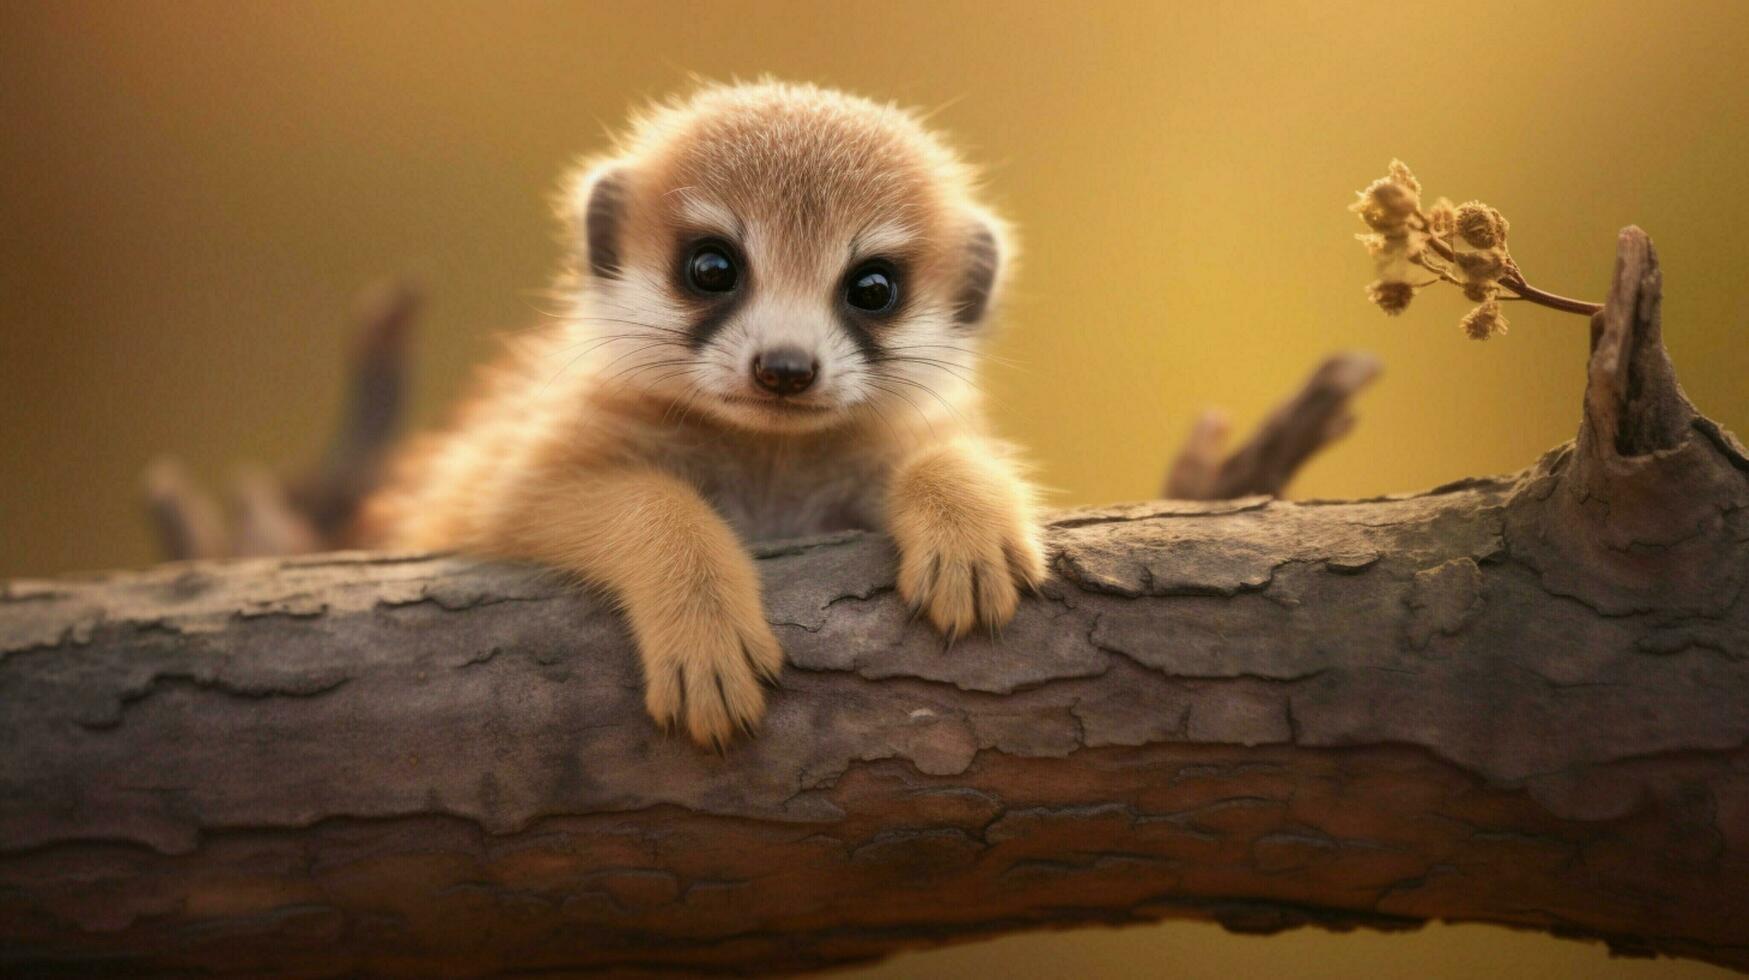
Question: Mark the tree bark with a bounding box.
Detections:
[3,228,1746,976]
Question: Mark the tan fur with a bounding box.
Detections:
[364,81,1047,748]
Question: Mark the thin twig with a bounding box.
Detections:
[1422,235,1602,316]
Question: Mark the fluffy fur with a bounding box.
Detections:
[364,81,1047,748]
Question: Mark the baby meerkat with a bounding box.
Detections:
[365,80,1046,748]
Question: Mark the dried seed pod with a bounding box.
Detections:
[1455,201,1509,249]
[1367,279,1416,315]
[1461,300,1509,340]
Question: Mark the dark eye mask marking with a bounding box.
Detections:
[673,237,750,351]
[687,299,747,352]
[835,257,909,362]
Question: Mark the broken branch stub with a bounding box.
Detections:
[1165,352,1381,501]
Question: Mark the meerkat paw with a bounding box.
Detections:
[894,507,1047,641]
[634,603,784,750]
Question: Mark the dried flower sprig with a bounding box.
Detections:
[1350,160,1602,339]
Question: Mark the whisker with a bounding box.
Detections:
[597,341,694,380]
[853,389,903,444]
[869,370,964,424]
[665,374,714,428]
[543,336,685,393]
[543,331,682,360]
[883,341,1022,371]
[871,355,982,388]
[606,354,703,386]
[641,363,710,389]
[861,377,937,440]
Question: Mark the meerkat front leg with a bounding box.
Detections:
[496,468,783,749]
[887,437,1048,640]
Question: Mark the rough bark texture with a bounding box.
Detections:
[3,229,1746,976]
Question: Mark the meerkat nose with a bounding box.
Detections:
[751,348,818,397]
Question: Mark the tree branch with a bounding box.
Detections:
[1165,352,1381,500]
[1422,233,1604,316]
[4,229,1746,976]
[142,281,417,561]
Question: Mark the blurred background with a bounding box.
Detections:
[2,1,1744,976]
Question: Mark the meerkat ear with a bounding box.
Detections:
[954,210,1006,327]
[566,164,627,280]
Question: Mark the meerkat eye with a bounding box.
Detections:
[686,242,739,294]
[845,262,899,314]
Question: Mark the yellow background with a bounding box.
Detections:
[1,2,1744,976]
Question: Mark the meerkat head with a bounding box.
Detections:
[560,80,1009,433]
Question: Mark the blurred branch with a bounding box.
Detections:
[141,457,230,561]
[142,281,416,561]
[1164,352,1380,500]
[288,281,417,540]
